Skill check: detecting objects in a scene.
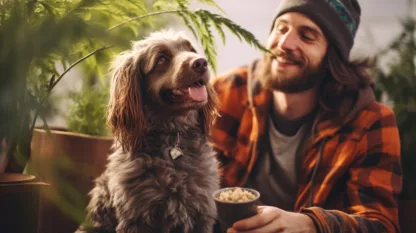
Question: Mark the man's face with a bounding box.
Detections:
[260,12,328,93]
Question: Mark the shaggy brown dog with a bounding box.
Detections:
[76,30,220,233]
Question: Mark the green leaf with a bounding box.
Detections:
[178,12,198,40]
[196,9,272,55]
[211,17,226,45]
[126,0,148,13]
[194,0,226,14]
[175,0,190,10]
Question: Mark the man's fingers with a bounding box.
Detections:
[257,206,266,214]
[228,218,282,233]
[231,207,280,231]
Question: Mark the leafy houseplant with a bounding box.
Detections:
[374,17,416,233]
[1,0,270,232]
[0,0,154,173]
[375,17,416,199]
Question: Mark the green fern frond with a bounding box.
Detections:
[194,0,225,14]
[186,10,204,37]
[178,12,198,40]
[76,0,101,9]
[153,1,172,11]
[183,10,217,72]
[126,0,148,13]
[63,0,99,18]
[175,0,190,10]
[36,2,56,17]
[199,16,217,72]
[162,7,272,72]
[171,8,271,72]
[211,17,226,45]
[196,9,271,55]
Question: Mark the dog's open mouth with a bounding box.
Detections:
[165,79,207,103]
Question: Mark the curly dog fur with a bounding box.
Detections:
[76,30,220,233]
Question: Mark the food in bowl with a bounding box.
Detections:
[216,188,257,203]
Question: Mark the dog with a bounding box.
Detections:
[76,30,220,233]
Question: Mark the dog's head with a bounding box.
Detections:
[108,30,217,152]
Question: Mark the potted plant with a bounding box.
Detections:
[28,81,115,233]
[1,1,270,232]
[374,17,416,233]
[0,0,124,231]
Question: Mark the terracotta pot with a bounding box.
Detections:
[0,173,49,233]
[26,128,114,233]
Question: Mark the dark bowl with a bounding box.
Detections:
[212,187,260,233]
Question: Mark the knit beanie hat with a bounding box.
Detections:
[273,0,361,61]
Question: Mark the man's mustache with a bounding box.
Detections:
[268,50,303,66]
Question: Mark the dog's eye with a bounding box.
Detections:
[156,55,167,65]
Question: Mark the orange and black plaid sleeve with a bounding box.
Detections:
[210,67,251,187]
[301,104,402,233]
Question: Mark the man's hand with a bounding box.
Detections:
[227,206,317,233]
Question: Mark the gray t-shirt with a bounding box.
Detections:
[245,116,312,211]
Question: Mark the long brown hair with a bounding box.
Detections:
[318,45,375,121]
[107,51,148,153]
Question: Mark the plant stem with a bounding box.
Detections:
[50,46,112,90]
[107,10,183,32]
[29,74,55,133]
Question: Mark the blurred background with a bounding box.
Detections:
[0,1,415,233]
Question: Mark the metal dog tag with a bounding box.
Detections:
[170,147,183,160]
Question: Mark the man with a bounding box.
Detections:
[210,0,402,232]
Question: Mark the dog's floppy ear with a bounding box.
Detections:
[107,51,147,153]
[200,83,218,135]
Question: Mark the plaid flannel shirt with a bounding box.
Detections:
[209,65,403,233]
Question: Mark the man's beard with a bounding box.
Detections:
[258,51,327,93]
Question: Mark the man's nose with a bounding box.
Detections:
[277,31,298,51]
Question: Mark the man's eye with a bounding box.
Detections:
[301,33,314,41]
[156,55,167,65]
[276,25,287,34]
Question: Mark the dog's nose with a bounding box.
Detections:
[191,58,208,74]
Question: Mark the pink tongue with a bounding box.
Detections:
[188,86,207,102]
